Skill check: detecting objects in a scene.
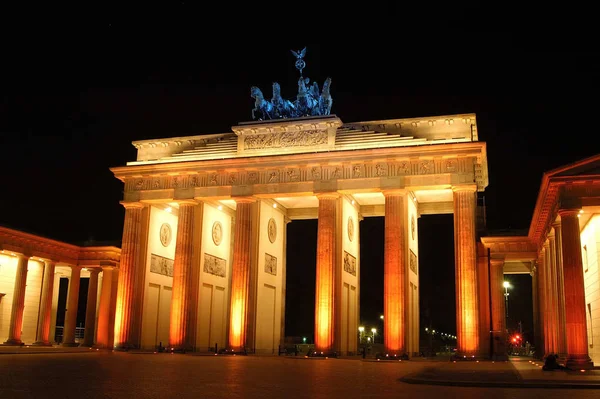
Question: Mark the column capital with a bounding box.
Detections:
[316,192,340,200]
[233,196,256,204]
[101,265,116,271]
[175,199,198,207]
[490,258,505,268]
[452,184,478,193]
[382,189,406,197]
[87,267,101,275]
[120,201,145,209]
[70,265,83,271]
[558,208,581,218]
[552,219,562,228]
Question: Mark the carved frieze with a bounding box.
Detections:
[343,251,356,276]
[265,253,277,275]
[244,130,328,150]
[409,249,418,275]
[150,253,174,277]
[204,253,226,277]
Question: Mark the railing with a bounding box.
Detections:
[53,326,85,344]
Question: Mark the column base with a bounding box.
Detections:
[2,339,24,346]
[32,341,53,346]
[490,354,509,361]
[80,341,95,348]
[451,353,484,361]
[307,349,337,358]
[166,345,194,354]
[376,352,409,361]
[566,355,595,370]
[113,342,140,351]
[62,342,81,347]
[218,347,248,356]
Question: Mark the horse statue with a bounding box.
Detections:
[271,82,296,118]
[251,86,274,120]
[318,77,333,116]
[294,77,319,117]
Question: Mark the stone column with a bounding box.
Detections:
[4,254,31,345]
[169,201,198,351]
[82,268,101,347]
[558,209,594,369]
[114,202,146,350]
[228,198,255,352]
[453,185,479,357]
[531,264,541,360]
[34,260,56,346]
[548,229,559,354]
[538,248,548,357]
[62,265,82,346]
[314,193,338,354]
[96,266,115,348]
[490,258,508,360]
[543,240,554,355]
[552,220,567,359]
[383,190,406,356]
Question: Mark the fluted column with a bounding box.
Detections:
[169,201,198,351]
[490,258,507,360]
[548,229,559,354]
[63,265,82,346]
[559,209,593,369]
[34,260,56,346]
[538,248,548,357]
[453,185,479,357]
[314,193,338,353]
[82,268,101,347]
[543,240,555,355]
[228,198,255,351]
[96,267,116,348]
[383,190,406,355]
[114,202,146,350]
[531,264,541,360]
[4,254,31,345]
[553,220,567,359]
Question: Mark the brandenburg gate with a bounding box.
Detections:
[110,110,488,357]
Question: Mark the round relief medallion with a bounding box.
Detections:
[347,216,354,242]
[267,218,277,243]
[159,223,172,247]
[212,221,223,246]
[411,215,416,240]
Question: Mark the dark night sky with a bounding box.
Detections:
[1,16,598,342]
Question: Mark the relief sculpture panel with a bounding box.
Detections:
[343,251,356,276]
[244,130,328,150]
[204,253,226,277]
[150,254,174,277]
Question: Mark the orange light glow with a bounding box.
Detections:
[229,298,244,348]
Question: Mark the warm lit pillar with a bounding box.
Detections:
[114,202,146,350]
[4,254,31,345]
[558,209,594,369]
[62,265,82,346]
[548,229,559,354]
[96,266,116,348]
[228,198,255,351]
[383,190,406,355]
[169,201,198,351]
[490,258,507,360]
[543,240,555,355]
[83,268,101,347]
[34,260,56,346]
[453,185,479,356]
[314,193,338,353]
[537,248,549,357]
[531,263,541,360]
[553,220,567,359]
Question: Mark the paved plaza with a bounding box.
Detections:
[1,350,600,399]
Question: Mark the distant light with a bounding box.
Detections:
[218,205,223,211]
[165,207,172,213]
[351,199,355,205]
[302,337,307,343]
[579,209,584,214]
[273,203,277,208]
[358,326,364,332]
[503,281,510,289]
[380,315,384,320]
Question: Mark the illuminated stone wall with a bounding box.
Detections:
[196,203,232,351]
[140,206,177,350]
[406,197,420,356]
[254,200,286,354]
[338,197,359,355]
[581,214,600,366]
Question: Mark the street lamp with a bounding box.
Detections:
[503,281,511,318]
[358,326,364,344]
[371,328,377,344]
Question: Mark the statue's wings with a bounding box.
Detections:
[291,47,306,59]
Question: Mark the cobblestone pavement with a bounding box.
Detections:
[1,352,600,399]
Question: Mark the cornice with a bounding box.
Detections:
[0,226,121,266]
